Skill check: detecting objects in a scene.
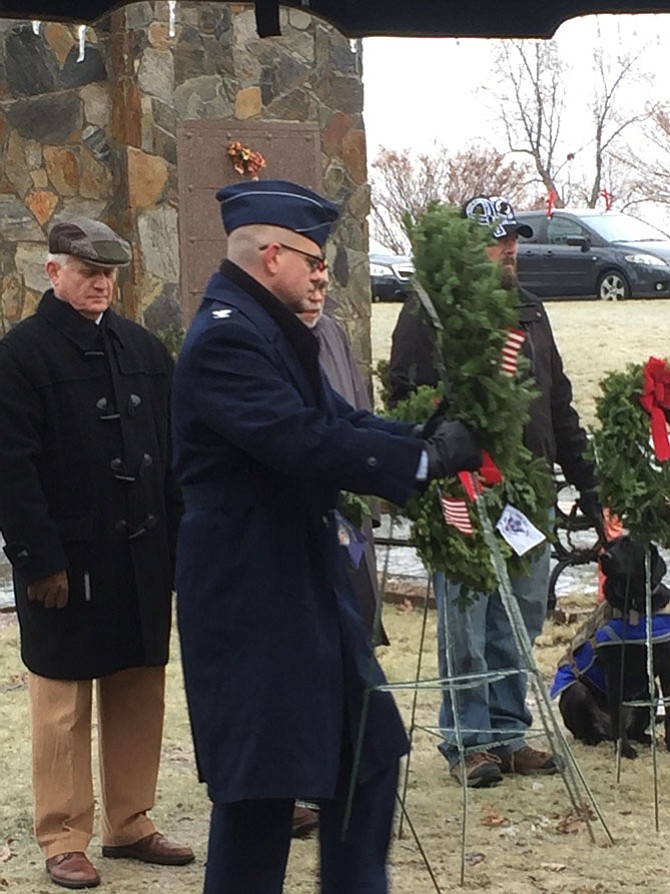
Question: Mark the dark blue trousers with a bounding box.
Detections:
[203,760,399,894]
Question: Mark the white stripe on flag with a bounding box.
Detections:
[501,329,525,376]
[440,495,474,535]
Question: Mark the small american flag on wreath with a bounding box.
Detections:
[501,328,525,376]
[439,490,474,536]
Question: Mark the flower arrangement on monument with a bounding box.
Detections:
[226,140,266,180]
[388,205,555,599]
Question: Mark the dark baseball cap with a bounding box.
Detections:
[48,219,132,267]
[463,195,533,240]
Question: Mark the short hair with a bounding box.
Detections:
[46,252,72,267]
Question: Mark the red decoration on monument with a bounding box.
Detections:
[227,141,266,180]
[639,357,670,462]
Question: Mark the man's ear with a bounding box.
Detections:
[261,243,282,275]
[45,260,60,285]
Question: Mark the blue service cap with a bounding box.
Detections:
[216,179,340,249]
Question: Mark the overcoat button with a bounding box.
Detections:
[128,394,141,416]
[96,397,108,410]
[142,453,153,467]
[115,520,128,533]
[110,458,123,472]
[365,456,379,469]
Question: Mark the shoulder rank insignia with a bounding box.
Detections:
[212,308,233,319]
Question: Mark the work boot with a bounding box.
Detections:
[499,745,560,775]
[450,751,503,788]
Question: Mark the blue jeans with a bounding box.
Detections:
[434,542,551,766]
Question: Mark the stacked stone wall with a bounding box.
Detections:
[0,3,372,372]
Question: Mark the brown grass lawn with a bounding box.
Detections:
[371,298,670,428]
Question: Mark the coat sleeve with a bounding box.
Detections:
[545,317,597,493]
[387,297,439,407]
[175,322,424,507]
[0,344,68,582]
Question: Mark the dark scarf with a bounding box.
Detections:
[220,259,322,399]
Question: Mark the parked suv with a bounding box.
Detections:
[515,209,670,300]
[370,250,415,302]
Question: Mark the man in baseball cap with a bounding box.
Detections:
[462,195,533,239]
[388,194,600,788]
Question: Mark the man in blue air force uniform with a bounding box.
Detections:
[171,179,482,894]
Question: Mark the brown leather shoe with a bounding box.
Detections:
[101,832,194,866]
[46,852,100,889]
[499,745,560,775]
[291,805,319,838]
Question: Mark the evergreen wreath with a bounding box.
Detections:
[592,358,670,547]
[389,204,555,599]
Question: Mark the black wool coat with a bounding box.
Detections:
[0,291,182,679]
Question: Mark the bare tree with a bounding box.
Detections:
[369,143,531,253]
[489,30,654,209]
[579,40,653,207]
[613,104,670,210]
[489,40,566,204]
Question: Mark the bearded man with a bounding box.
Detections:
[388,195,602,787]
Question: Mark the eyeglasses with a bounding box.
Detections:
[261,242,327,273]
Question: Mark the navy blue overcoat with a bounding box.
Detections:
[172,263,423,804]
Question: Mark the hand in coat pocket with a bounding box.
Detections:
[27,570,69,609]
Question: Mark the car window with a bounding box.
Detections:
[547,217,590,245]
[585,213,670,243]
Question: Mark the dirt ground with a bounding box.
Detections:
[2,603,670,894]
[3,300,670,892]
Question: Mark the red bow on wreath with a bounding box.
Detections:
[458,450,503,500]
[640,357,670,461]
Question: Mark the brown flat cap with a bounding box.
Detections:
[48,218,132,267]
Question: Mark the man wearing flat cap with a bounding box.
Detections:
[0,218,193,888]
[171,179,482,893]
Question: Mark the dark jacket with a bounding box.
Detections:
[0,290,182,679]
[388,288,596,492]
[312,311,387,644]
[172,261,422,804]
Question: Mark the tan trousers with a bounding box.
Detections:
[28,665,165,859]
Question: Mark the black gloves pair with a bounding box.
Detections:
[423,420,482,481]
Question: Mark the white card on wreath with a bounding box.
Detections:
[496,504,546,556]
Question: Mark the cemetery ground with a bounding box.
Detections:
[2,298,670,892]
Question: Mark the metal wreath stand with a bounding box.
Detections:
[370,492,614,891]
[350,280,614,890]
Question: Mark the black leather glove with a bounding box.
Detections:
[412,397,449,440]
[425,420,482,480]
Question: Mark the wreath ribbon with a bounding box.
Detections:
[639,357,670,461]
[458,450,503,500]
